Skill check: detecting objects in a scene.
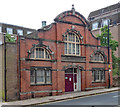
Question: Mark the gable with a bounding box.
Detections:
[54,7,89,28]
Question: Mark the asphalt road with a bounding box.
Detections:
[35,91,119,107]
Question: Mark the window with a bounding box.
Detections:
[64,32,80,55]
[102,19,110,27]
[91,53,104,62]
[17,29,23,36]
[7,27,13,34]
[92,22,98,30]
[30,68,52,85]
[30,47,51,60]
[92,68,105,82]
[0,26,2,33]
[27,31,32,34]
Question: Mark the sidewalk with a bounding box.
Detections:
[1,87,119,106]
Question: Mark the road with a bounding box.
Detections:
[34,91,119,107]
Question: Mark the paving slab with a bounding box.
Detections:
[1,87,119,106]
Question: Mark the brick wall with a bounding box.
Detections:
[18,10,113,100]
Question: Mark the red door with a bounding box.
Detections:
[65,74,74,92]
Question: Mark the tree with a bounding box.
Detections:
[5,33,16,42]
[96,25,119,76]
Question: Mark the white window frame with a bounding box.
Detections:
[30,68,52,85]
[92,69,105,82]
[17,29,23,36]
[102,19,110,27]
[92,22,98,30]
[91,53,104,62]
[30,47,51,60]
[64,32,81,56]
[7,27,13,34]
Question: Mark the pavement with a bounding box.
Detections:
[1,87,119,107]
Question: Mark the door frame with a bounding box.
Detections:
[65,68,81,92]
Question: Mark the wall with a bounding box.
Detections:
[1,43,19,101]
[6,43,19,101]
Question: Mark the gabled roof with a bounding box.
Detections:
[54,5,90,28]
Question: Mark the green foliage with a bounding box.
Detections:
[96,25,119,76]
[0,90,5,101]
[5,33,16,42]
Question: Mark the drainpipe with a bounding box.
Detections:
[18,35,21,99]
[107,20,110,88]
[4,35,7,102]
[55,23,58,95]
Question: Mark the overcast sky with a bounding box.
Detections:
[0,0,119,29]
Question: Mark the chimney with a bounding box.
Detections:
[42,21,46,27]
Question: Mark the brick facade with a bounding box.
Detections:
[18,8,113,100]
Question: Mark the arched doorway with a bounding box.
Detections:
[65,67,81,92]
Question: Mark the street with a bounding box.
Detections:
[34,91,119,107]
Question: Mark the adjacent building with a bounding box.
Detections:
[88,2,120,57]
[0,22,36,45]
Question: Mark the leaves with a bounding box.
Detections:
[96,25,119,76]
[5,33,16,43]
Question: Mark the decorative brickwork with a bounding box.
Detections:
[17,8,112,100]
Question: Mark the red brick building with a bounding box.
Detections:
[18,6,113,100]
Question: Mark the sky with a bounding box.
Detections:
[0,0,120,30]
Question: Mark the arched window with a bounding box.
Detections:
[64,32,80,55]
[30,47,51,60]
[91,53,104,62]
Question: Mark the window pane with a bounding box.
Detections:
[30,70,35,84]
[98,71,100,80]
[36,48,39,58]
[102,19,109,26]
[68,43,71,54]
[37,70,45,83]
[76,44,80,55]
[72,43,75,54]
[76,36,79,42]
[68,35,71,41]
[46,70,51,83]
[64,43,67,54]
[92,71,94,81]
[17,29,23,35]
[45,51,50,59]
[39,48,44,58]
[72,34,75,42]
[92,22,98,30]
[7,28,13,34]
[101,70,105,81]
[64,35,67,41]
